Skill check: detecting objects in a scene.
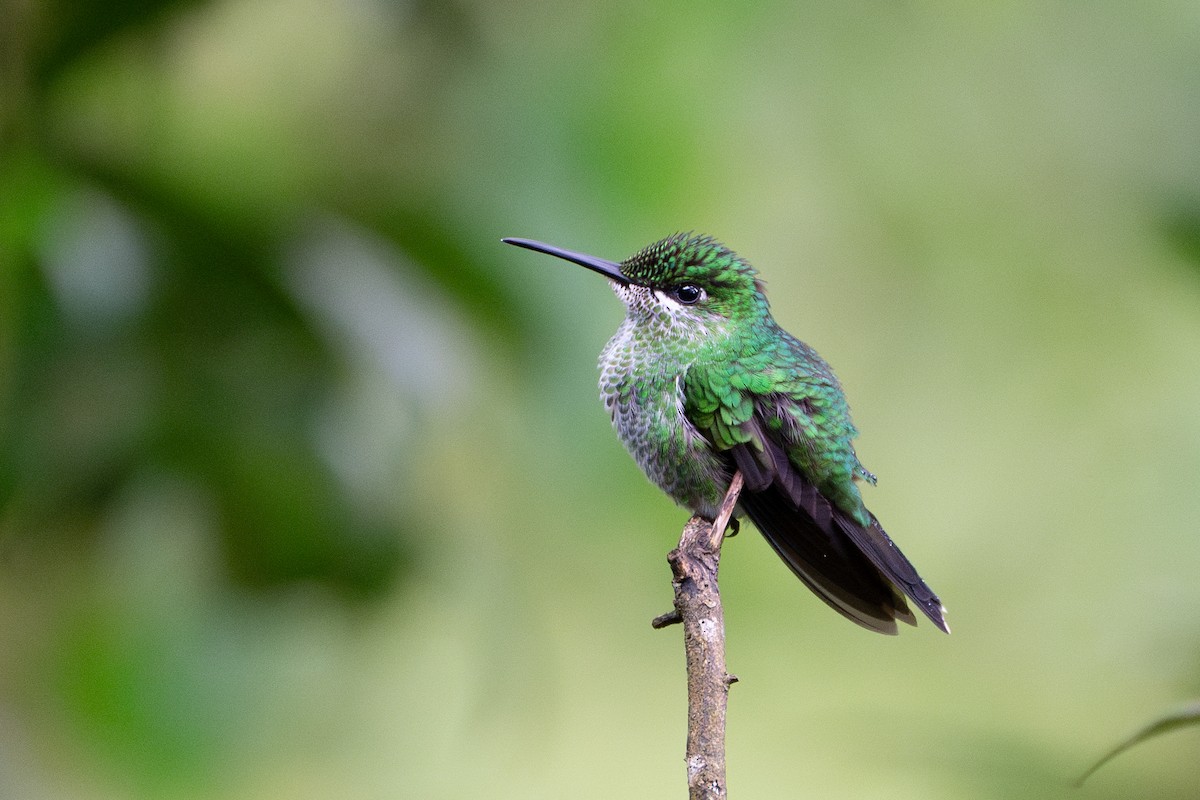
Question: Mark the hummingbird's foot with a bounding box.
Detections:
[724,518,740,538]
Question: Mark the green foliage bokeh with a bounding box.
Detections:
[2,1,1199,798]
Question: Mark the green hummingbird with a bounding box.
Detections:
[503,233,948,635]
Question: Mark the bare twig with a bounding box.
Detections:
[653,472,745,799]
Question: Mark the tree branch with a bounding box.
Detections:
[652,472,744,799]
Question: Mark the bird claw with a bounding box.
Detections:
[724,518,740,538]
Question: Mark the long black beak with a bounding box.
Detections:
[502,237,631,285]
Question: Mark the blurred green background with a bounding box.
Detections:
[2,0,1199,797]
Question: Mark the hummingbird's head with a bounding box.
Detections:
[503,233,769,334]
[617,233,767,318]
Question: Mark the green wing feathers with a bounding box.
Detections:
[682,358,949,634]
[682,364,755,451]
[684,359,867,519]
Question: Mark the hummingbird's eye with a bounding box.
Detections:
[673,283,704,305]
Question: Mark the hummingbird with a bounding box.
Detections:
[503,233,948,635]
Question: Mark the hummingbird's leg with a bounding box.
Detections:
[704,471,744,551]
[724,518,740,538]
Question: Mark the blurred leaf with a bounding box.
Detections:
[56,607,234,790]
[30,0,208,88]
[1077,701,1200,786]
[340,196,529,347]
[1161,199,1200,281]
[0,151,412,599]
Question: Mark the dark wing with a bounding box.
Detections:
[685,363,948,634]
